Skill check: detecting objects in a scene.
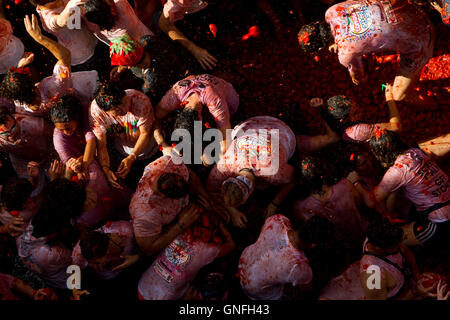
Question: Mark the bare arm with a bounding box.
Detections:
[55,0,88,28]
[83,138,96,169]
[379,84,402,132]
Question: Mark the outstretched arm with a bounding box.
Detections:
[24,15,71,67]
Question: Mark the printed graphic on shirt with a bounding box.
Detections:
[380,0,398,24]
[234,133,272,166]
[176,74,219,89]
[344,3,382,42]
[153,238,192,283]
[412,153,450,198]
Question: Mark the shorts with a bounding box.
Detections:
[413,218,449,246]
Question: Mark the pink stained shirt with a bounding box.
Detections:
[89,89,157,159]
[238,214,313,300]
[138,231,220,300]
[163,0,209,23]
[325,0,433,75]
[85,0,153,45]
[294,179,366,246]
[158,74,239,129]
[72,221,135,280]
[14,64,72,117]
[0,114,51,162]
[0,273,19,300]
[376,148,450,223]
[319,239,405,300]
[343,123,381,143]
[206,116,296,195]
[16,224,72,289]
[0,19,24,75]
[129,155,190,238]
[36,0,98,66]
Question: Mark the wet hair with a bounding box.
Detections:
[94,81,126,112]
[298,216,334,244]
[79,231,110,260]
[50,95,81,124]
[157,173,188,199]
[82,0,115,31]
[320,95,352,133]
[1,177,32,211]
[221,180,244,207]
[299,156,330,195]
[367,218,403,249]
[0,68,36,104]
[368,130,410,168]
[0,106,12,126]
[174,108,200,137]
[44,178,87,220]
[298,21,333,53]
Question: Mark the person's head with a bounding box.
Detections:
[298,21,333,53]
[195,271,228,300]
[28,0,54,7]
[50,95,82,136]
[157,172,188,199]
[299,156,329,194]
[1,177,32,211]
[0,107,19,142]
[368,130,409,168]
[0,67,36,104]
[320,95,352,133]
[82,0,115,31]
[45,178,87,220]
[298,216,334,246]
[94,80,126,115]
[221,173,255,208]
[79,231,110,263]
[109,35,145,68]
[367,218,403,252]
[173,108,201,137]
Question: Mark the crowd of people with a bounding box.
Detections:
[0,0,448,301]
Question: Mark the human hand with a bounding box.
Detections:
[191,46,218,70]
[24,15,43,43]
[385,83,394,101]
[230,208,247,228]
[27,161,40,179]
[436,280,449,300]
[328,43,338,54]
[72,289,90,300]
[17,52,35,68]
[347,171,360,184]
[104,168,122,189]
[309,98,324,108]
[2,217,25,237]
[112,254,140,271]
[116,156,134,179]
[67,157,83,173]
[48,159,66,181]
[177,203,201,230]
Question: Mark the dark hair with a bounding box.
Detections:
[79,231,110,260]
[299,156,329,195]
[82,0,115,31]
[320,95,352,134]
[298,21,333,53]
[196,271,227,300]
[367,218,403,249]
[298,216,334,244]
[0,106,12,125]
[0,69,36,104]
[1,177,32,211]
[50,95,81,124]
[28,0,54,6]
[157,173,188,199]
[94,81,126,111]
[174,108,200,137]
[44,178,87,220]
[368,130,410,168]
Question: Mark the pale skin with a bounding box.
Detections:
[158,11,218,70]
[23,14,71,110]
[35,0,88,29]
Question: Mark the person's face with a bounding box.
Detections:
[0,115,19,141]
[356,151,373,173]
[134,53,151,70]
[54,120,78,136]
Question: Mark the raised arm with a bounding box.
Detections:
[378,84,402,132]
[24,15,71,67]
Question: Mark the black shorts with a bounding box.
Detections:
[413,218,449,246]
